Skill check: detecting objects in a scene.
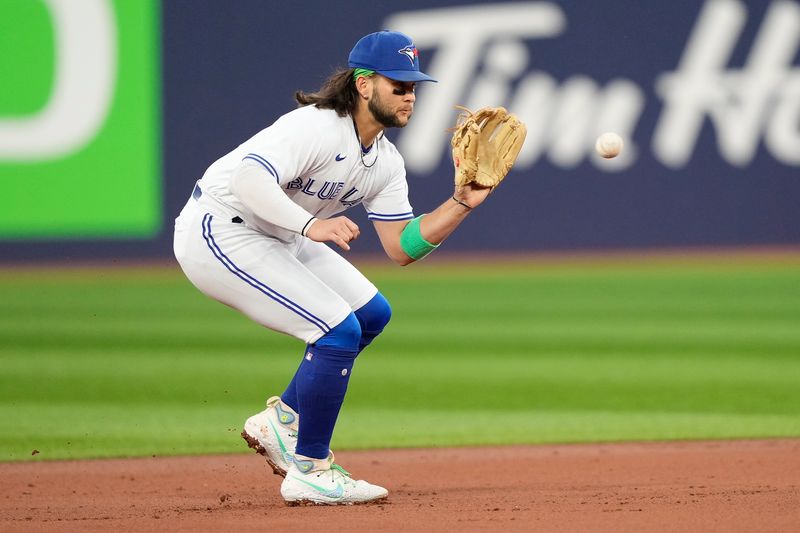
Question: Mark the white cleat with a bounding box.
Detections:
[241,396,299,477]
[281,453,389,506]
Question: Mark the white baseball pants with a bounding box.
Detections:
[173,194,378,345]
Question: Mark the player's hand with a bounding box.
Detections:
[305,216,360,251]
[453,182,492,209]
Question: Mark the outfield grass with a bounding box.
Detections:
[1,256,799,461]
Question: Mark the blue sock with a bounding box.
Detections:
[354,292,392,353]
[281,292,392,411]
[280,364,303,413]
[288,313,361,460]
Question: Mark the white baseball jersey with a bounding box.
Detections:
[197,105,414,241]
[174,105,414,344]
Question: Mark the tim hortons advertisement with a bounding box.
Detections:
[1,0,797,259]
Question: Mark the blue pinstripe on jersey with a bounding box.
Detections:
[243,153,280,182]
[201,213,330,334]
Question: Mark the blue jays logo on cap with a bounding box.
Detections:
[348,30,437,83]
[398,45,418,66]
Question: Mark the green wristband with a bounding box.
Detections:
[400,215,439,261]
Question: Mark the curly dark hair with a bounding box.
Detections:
[294,68,361,117]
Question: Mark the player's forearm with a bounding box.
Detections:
[380,196,472,266]
[418,196,472,244]
[229,163,316,235]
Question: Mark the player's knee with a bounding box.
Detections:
[315,313,362,353]
[355,292,392,335]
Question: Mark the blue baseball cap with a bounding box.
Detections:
[348,31,437,83]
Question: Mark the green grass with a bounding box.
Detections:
[1,257,799,461]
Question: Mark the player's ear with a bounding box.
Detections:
[355,75,371,99]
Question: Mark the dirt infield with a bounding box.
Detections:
[2,439,798,532]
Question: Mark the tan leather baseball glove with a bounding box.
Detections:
[450,106,527,188]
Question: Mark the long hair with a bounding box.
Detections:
[294,68,360,117]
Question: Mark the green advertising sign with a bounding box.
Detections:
[0,0,161,239]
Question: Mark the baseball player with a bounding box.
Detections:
[173,30,524,505]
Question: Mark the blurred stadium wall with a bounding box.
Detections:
[2,0,799,261]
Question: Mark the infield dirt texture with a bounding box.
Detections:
[1,252,799,530]
[2,440,799,531]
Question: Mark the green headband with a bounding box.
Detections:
[353,68,375,80]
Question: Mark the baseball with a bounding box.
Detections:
[595,132,623,159]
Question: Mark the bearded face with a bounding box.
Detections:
[366,78,415,128]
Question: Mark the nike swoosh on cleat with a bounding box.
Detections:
[268,419,291,459]
[291,476,344,499]
[335,154,346,161]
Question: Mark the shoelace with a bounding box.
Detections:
[331,464,350,477]
[323,463,355,486]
